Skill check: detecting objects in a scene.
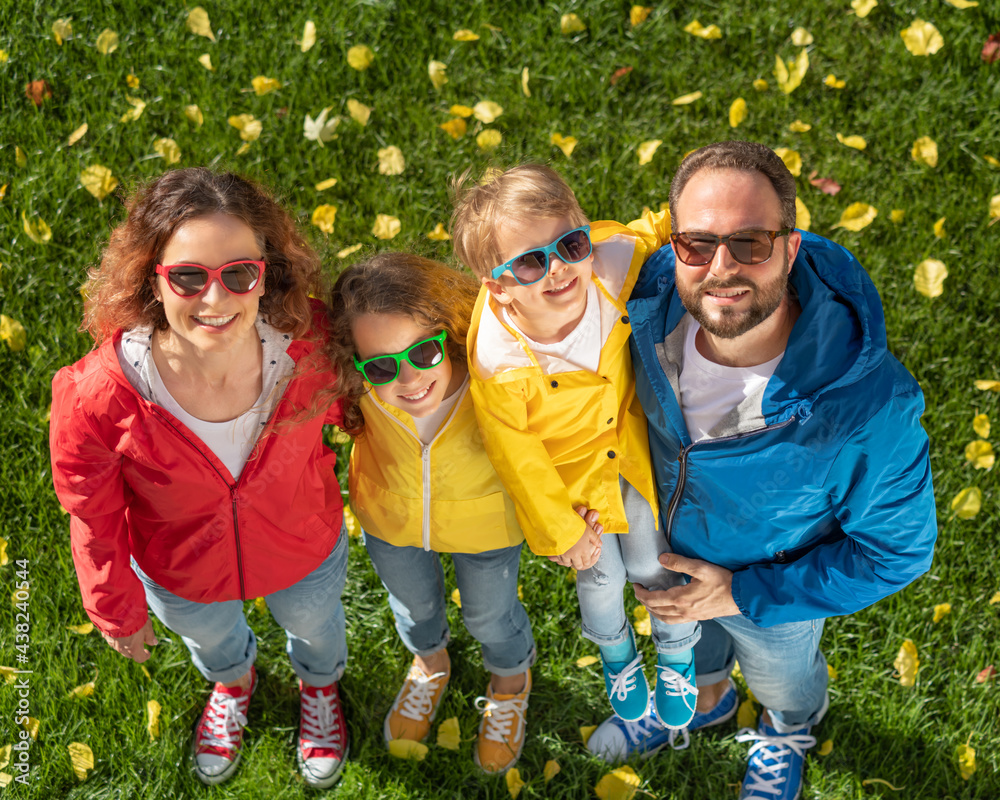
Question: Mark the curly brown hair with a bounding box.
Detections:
[325,252,479,436]
[83,167,323,344]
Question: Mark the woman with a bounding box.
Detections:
[50,168,348,788]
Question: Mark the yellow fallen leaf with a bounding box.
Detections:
[633,605,651,636]
[15,146,25,168]
[338,244,363,259]
[965,440,994,470]
[773,148,802,177]
[21,211,52,245]
[0,775,11,787]
[436,716,460,750]
[347,99,371,126]
[311,205,337,235]
[473,101,504,123]
[851,0,878,17]
[796,197,811,232]
[254,596,267,613]
[198,53,214,71]
[186,7,216,41]
[119,97,146,123]
[737,698,758,729]
[428,60,448,89]
[984,156,1000,167]
[53,17,73,45]
[790,120,811,132]
[12,584,29,605]
[126,73,140,89]
[913,259,947,298]
[153,138,181,165]
[684,20,722,40]
[450,104,474,118]
[184,105,203,126]
[229,114,262,142]
[945,0,978,6]
[911,136,938,167]
[147,699,161,740]
[0,537,7,565]
[890,209,905,223]
[0,184,6,200]
[66,622,93,635]
[1,315,27,351]
[301,20,316,52]
[672,91,702,105]
[989,591,1000,605]
[824,74,846,89]
[836,133,867,150]
[989,194,1000,222]
[453,29,480,42]
[956,743,976,780]
[973,414,990,439]
[427,223,451,241]
[518,584,523,600]
[347,45,374,70]
[580,725,597,746]
[576,655,599,668]
[775,49,809,94]
[506,767,525,798]
[753,78,768,91]
[901,20,944,56]
[828,664,839,681]
[894,639,919,686]
[729,97,747,128]
[551,132,578,158]
[595,765,641,800]
[638,140,664,162]
[388,739,428,760]
[561,13,587,35]
[68,742,93,781]
[251,76,281,96]
[833,202,877,231]
[68,681,96,699]
[0,745,9,770]
[315,178,338,191]
[791,27,813,46]
[0,50,7,63]
[372,214,401,240]
[21,717,39,739]
[377,145,405,175]
[818,739,833,756]
[439,118,467,139]
[932,603,952,623]
[631,6,653,27]
[67,122,88,145]
[476,130,502,151]
[933,217,946,239]
[521,66,530,97]
[0,667,16,683]
[952,481,986,513]
[544,759,561,781]
[96,29,118,54]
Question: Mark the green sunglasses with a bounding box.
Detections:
[353,330,448,386]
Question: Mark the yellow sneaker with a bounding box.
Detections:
[473,670,531,774]
[383,660,450,744]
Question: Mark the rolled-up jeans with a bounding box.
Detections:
[133,527,348,686]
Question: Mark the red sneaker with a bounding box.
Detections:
[297,681,349,788]
[191,666,257,785]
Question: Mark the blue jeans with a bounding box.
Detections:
[363,533,535,677]
[695,614,829,733]
[577,476,700,655]
[133,529,349,686]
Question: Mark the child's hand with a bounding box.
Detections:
[548,507,603,570]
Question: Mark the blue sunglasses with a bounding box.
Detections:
[491,225,592,286]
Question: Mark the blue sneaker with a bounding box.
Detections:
[602,652,649,722]
[587,678,738,763]
[736,721,816,800]
[654,654,698,730]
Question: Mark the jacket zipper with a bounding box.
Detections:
[664,417,796,547]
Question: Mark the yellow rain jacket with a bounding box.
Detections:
[467,212,670,556]
[348,377,524,553]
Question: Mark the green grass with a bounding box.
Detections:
[2,0,1000,797]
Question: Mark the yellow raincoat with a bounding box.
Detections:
[467,211,671,556]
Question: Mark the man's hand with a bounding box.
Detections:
[548,507,603,570]
[633,553,739,623]
[101,618,158,664]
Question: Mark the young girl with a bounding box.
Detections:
[326,253,534,775]
[50,168,349,788]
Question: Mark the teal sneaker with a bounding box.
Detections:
[602,650,649,722]
[736,721,816,800]
[654,654,698,729]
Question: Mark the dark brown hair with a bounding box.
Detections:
[83,168,323,344]
[325,252,479,436]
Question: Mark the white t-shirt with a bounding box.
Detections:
[503,281,601,374]
[678,315,784,442]
[412,376,468,444]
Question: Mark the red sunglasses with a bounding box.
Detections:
[155,260,265,297]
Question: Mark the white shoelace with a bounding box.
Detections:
[398,668,448,722]
[301,689,343,748]
[735,728,817,797]
[608,654,645,701]
[619,711,692,751]
[198,691,249,751]
[656,664,699,703]
[474,692,528,744]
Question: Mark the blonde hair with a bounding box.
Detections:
[450,164,588,279]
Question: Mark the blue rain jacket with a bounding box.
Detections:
[627,231,937,627]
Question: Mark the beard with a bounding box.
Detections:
[676,253,790,340]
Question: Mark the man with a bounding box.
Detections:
[587,141,936,800]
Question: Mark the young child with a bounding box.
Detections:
[326,253,535,774]
[452,164,699,729]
